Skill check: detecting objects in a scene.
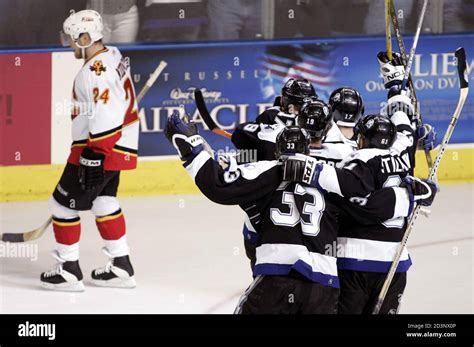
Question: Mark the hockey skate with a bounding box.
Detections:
[40,251,85,292]
[91,248,136,288]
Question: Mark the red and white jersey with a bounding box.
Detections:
[68,46,139,171]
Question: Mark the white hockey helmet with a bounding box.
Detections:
[61,9,104,48]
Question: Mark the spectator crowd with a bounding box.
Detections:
[0,0,472,47]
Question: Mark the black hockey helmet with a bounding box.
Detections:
[329,87,364,127]
[275,126,311,159]
[297,98,333,141]
[281,78,318,113]
[356,114,396,149]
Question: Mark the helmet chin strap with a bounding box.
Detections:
[73,37,94,60]
[357,134,366,149]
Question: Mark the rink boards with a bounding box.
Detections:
[1,34,473,201]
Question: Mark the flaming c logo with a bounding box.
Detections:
[90,60,106,76]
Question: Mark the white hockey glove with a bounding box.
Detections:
[401,176,439,215]
[378,51,405,89]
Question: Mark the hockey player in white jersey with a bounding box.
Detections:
[41,10,139,291]
[324,84,435,167]
[327,87,364,141]
[323,87,364,161]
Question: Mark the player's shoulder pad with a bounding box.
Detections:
[258,106,280,117]
[87,46,122,80]
[318,142,355,160]
[267,106,281,112]
[343,148,389,165]
[276,110,295,120]
[257,123,284,143]
[256,106,280,123]
[238,160,280,180]
[88,59,107,78]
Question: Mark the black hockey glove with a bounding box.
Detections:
[401,176,439,214]
[282,154,323,186]
[78,147,105,191]
[165,110,204,161]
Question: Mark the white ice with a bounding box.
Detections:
[0,183,473,314]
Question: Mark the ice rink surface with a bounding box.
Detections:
[1,183,472,314]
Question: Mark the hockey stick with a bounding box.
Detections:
[0,60,168,243]
[400,0,428,92]
[385,0,393,61]
[137,60,167,102]
[194,88,232,139]
[390,1,418,106]
[193,89,281,139]
[389,0,434,170]
[1,216,53,243]
[372,47,469,314]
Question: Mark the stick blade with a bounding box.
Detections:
[1,217,52,243]
[194,88,218,131]
[1,233,25,243]
[455,47,469,89]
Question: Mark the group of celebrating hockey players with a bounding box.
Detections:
[165,56,438,313]
[41,9,438,315]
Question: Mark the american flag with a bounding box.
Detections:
[259,44,338,102]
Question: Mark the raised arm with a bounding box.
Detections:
[165,111,282,206]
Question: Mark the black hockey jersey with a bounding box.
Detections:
[231,108,295,245]
[231,123,285,162]
[184,150,411,288]
[231,106,294,162]
[314,111,417,273]
[255,106,296,126]
[234,122,357,245]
